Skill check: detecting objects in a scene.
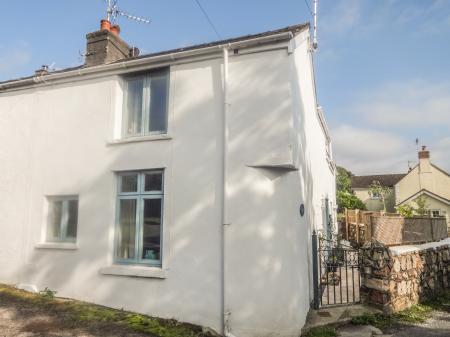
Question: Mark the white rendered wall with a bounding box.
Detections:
[0,34,334,337]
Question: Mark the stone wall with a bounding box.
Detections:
[361,239,450,313]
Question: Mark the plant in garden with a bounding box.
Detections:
[368,180,391,212]
[396,204,414,218]
[414,195,429,216]
[336,166,366,212]
[39,287,57,300]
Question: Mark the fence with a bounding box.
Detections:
[341,210,448,246]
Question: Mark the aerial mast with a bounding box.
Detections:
[313,0,318,50]
[104,0,151,25]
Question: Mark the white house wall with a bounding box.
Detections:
[0,32,333,337]
[291,30,337,304]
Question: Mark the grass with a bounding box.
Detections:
[351,292,450,330]
[0,284,214,337]
[303,326,337,337]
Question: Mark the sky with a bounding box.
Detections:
[0,0,448,175]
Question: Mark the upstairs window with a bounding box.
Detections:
[122,69,169,138]
[46,196,78,243]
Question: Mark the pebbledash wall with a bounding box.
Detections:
[361,238,450,313]
[0,26,335,337]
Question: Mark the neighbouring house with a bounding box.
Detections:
[395,147,450,229]
[0,20,335,337]
[351,174,406,212]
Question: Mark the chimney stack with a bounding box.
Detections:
[418,146,430,160]
[85,20,133,67]
[35,65,49,77]
[418,146,432,173]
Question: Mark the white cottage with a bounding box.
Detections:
[0,21,335,337]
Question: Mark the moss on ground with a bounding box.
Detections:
[0,284,214,337]
[303,326,337,337]
[352,292,450,330]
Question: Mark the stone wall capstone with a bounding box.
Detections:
[360,239,450,313]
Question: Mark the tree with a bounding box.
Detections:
[337,191,366,212]
[336,166,352,193]
[368,180,391,212]
[336,166,366,213]
[396,196,429,217]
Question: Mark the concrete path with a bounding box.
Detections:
[334,310,450,337]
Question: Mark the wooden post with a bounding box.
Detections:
[345,209,349,240]
[430,217,434,241]
[355,209,360,244]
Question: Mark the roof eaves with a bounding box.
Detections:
[0,22,310,88]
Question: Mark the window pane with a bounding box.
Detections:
[47,200,63,241]
[125,78,144,136]
[144,172,163,192]
[66,200,78,240]
[117,199,137,260]
[142,198,162,261]
[120,174,138,193]
[148,75,168,133]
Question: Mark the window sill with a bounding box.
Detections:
[107,134,172,145]
[35,242,78,250]
[100,265,167,279]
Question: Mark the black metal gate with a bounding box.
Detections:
[312,231,362,309]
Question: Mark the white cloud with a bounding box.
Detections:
[322,0,362,35]
[0,42,31,78]
[332,79,450,174]
[432,137,450,171]
[348,80,450,129]
[332,125,411,174]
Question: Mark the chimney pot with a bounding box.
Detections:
[111,25,121,36]
[100,19,111,31]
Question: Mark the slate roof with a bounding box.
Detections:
[0,23,309,87]
[351,174,407,189]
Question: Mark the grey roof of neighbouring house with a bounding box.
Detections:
[351,174,407,189]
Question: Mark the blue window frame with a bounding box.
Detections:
[115,170,164,266]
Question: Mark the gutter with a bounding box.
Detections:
[0,32,294,93]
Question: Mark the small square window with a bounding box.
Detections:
[429,210,441,218]
[46,197,78,243]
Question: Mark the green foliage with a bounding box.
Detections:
[336,166,365,212]
[39,287,57,300]
[352,302,437,330]
[414,195,429,216]
[303,326,337,337]
[336,166,352,193]
[337,191,366,212]
[396,204,415,218]
[397,195,430,218]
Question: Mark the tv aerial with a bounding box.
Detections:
[105,0,151,24]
